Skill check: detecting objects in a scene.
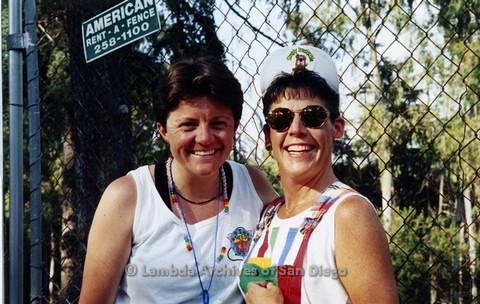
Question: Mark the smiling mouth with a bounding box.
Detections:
[286,145,314,153]
[193,150,216,156]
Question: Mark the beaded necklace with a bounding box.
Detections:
[166,156,229,303]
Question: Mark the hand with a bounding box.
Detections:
[245,282,284,304]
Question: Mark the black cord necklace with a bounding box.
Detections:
[175,191,218,205]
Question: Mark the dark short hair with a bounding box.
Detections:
[262,69,340,120]
[154,56,243,128]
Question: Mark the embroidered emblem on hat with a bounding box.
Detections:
[294,53,308,71]
[259,45,339,95]
[286,47,316,72]
[228,227,253,257]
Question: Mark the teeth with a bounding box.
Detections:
[193,150,215,156]
[287,145,312,152]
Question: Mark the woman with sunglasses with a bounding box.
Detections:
[239,46,398,303]
[79,56,278,304]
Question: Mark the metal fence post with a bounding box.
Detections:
[7,0,24,302]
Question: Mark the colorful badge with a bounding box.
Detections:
[228,227,253,257]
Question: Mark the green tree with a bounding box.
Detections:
[429,0,480,299]
[389,207,464,303]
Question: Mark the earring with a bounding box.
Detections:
[265,142,272,151]
[334,137,343,147]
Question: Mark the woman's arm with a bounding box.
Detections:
[335,196,399,304]
[246,165,278,206]
[79,175,137,304]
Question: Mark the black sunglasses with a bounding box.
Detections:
[266,105,330,132]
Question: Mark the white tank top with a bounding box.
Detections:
[115,161,264,303]
[242,182,371,303]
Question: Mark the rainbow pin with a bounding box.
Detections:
[216,246,226,263]
[184,234,192,251]
[223,198,230,215]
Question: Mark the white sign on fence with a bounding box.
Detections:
[82,0,160,63]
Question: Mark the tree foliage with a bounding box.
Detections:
[389,207,469,303]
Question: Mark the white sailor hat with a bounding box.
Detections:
[259,45,339,95]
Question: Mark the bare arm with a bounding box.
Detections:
[246,165,278,206]
[79,175,137,304]
[335,196,399,304]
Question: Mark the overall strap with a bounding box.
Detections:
[293,184,357,267]
[245,197,284,262]
[252,196,284,242]
[278,184,358,303]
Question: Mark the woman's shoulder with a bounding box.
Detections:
[225,161,264,185]
[334,192,377,222]
[333,187,385,242]
[245,164,278,205]
[98,173,138,215]
[225,161,278,206]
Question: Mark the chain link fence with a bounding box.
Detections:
[3,0,479,303]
